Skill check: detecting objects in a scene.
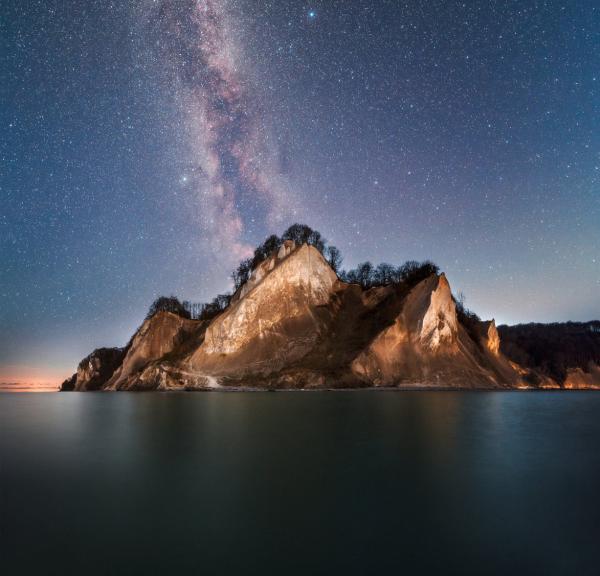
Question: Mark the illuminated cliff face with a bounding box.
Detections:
[198,243,337,357]
[104,312,200,390]
[482,320,501,356]
[413,274,459,351]
[349,275,518,387]
[350,274,458,385]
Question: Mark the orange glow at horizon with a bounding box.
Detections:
[0,364,71,386]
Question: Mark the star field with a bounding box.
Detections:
[1,0,599,383]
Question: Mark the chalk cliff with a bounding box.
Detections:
[61,243,599,391]
[190,242,337,373]
[350,275,518,388]
[105,312,207,390]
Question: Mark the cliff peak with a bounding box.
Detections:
[194,242,337,363]
[415,273,458,351]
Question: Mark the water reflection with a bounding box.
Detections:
[1,391,599,575]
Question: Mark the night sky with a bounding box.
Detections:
[1,1,599,384]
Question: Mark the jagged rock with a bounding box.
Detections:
[105,312,206,390]
[563,364,600,389]
[60,373,77,391]
[350,275,516,387]
[277,239,295,259]
[479,320,500,355]
[235,240,297,302]
[412,274,458,351]
[63,347,126,391]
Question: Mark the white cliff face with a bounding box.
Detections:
[197,243,337,358]
[236,240,296,301]
[418,274,458,351]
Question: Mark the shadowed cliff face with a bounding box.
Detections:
[63,243,598,390]
[61,347,125,391]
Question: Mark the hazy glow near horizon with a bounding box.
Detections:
[1,1,599,382]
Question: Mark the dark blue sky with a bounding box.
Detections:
[1,1,599,383]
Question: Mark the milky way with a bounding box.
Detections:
[150,0,292,259]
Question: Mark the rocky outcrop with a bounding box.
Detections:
[479,320,500,356]
[416,275,459,351]
[349,275,517,388]
[105,312,206,390]
[60,373,77,391]
[563,364,600,389]
[61,347,126,391]
[233,239,297,302]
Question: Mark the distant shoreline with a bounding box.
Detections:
[0,384,59,393]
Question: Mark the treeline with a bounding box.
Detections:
[339,260,439,289]
[498,321,600,382]
[146,223,441,323]
[453,292,482,344]
[231,223,342,290]
[145,294,230,322]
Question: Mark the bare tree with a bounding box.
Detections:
[326,245,343,273]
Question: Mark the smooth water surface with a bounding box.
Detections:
[1,391,599,575]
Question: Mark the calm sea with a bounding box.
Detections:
[1,391,599,575]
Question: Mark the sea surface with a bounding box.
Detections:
[1,391,599,575]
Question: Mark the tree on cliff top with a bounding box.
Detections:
[282,223,326,254]
[340,260,439,289]
[146,296,191,320]
[231,224,331,291]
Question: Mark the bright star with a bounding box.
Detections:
[308,10,316,19]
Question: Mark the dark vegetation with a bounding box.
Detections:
[339,260,439,289]
[453,292,483,345]
[195,294,232,321]
[498,321,600,382]
[145,296,191,320]
[146,223,441,323]
[145,294,231,323]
